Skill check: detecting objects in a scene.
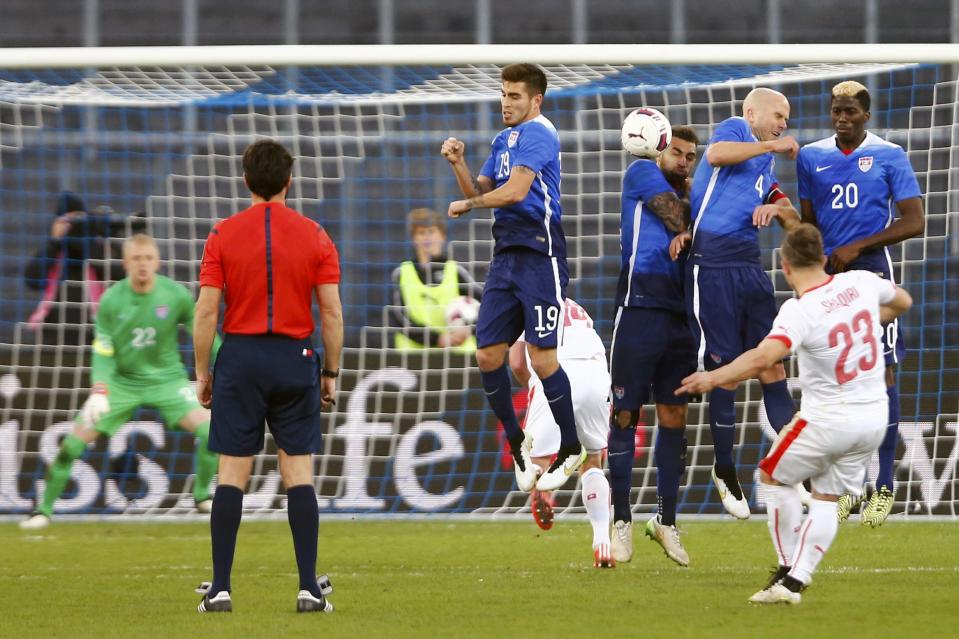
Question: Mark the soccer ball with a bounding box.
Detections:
[445,296,480,327]
[621,107,672,158]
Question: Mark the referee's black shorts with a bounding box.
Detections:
[210,334,322,456]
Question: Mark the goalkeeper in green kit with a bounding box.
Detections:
[20,234,220,529]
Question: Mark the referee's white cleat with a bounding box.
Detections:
[297,577,335,614]
[19,512,50,531]
[512,431,537,493]
[711,466,750,520]
[536,444,587,491]
[196,584,233,613]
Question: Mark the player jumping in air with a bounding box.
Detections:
[673,88,801,519]
[20,234,219,529]
[609,127,699,566]
[442,63,586,493]
[796,80,924,526]
[509,299,613,567]
[677,224,912,604]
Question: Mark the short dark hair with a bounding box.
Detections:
[781,223,825,269]
[243,139,294,200]
[501,63,547,98]
[671,126,699,146]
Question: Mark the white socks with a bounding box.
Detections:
[789,498,838,586]
[763,483,803,567]
[581,467,611,548]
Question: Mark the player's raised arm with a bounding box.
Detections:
[449,165,536,218]
[441,137,493,200]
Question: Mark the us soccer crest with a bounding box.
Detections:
[858,156,874,173]
[155,305,169,319]
[507,130,519,148]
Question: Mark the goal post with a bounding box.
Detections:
[0,45,956,519]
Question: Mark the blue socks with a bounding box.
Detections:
[210,484,244,596]
[761,380,795,433]
[709,387,737,471]
[877,385,901,491]
[287,484,322,597]
[481,364,522,447]
[608,425,635,523]
[655,427,686,527]
[540,366,579,449]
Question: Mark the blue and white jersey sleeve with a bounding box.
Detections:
[885,146,921,203]
[512,122,554,173]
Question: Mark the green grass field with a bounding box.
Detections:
[2,519,957,638]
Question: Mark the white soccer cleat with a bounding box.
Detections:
[644,515,689,567]
[592,543,616,569]
[711,467,750,519]
[19,512,50,530]
[611,520,633,563]
[512,431,537,493]
[748,582,801,605]
[535,445,587,491]
[195,499,213,514]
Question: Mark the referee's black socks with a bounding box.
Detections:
[287,484,322,597]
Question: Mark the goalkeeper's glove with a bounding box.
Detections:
[81,384,110,427]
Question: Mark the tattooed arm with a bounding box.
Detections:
[646,191,690,234]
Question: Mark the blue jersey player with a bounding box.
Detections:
[674,88,802,519]
[442,63,586,493]
[607,127,699,567]
[797,80,924,527]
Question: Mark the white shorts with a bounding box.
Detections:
[524,357,610,457]
[759,413,886,497]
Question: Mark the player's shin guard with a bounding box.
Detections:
[193,421,218,503]
[763,483,803,568]
[38,434,87,517]
[654,427,686,527]
[581,467,611,548]
[789,499,839,586]
[210,484,244,596]
[876,385,900,491]
[709,388,736,471]
[761,380,795,434]
[540,366,579,449]
[287,484,323,598]
[608,422,636,523]
[481,364,522,448]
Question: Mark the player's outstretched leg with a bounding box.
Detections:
[192,420,218,512]
[480,360,536,491]
[581,466,613,568]
[862,385,899,527]
[749,480,806,605]
[645,425,689,566]
[20,434,88,530]
[607,416,636,562]
[708,388,749,519]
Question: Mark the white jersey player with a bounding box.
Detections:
[509,298,613,568]
[676,224,912,605]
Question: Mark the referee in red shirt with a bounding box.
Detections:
[193,140,343,614]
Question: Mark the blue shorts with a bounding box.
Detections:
[829,251,906,367]
[686,263,778,371]
[610,307,696,408]
[210,334,323,456]
[475,248,568,349]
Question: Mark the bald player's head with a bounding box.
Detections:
[742,87,791,142]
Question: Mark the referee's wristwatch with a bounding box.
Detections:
[321,368,339,379]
